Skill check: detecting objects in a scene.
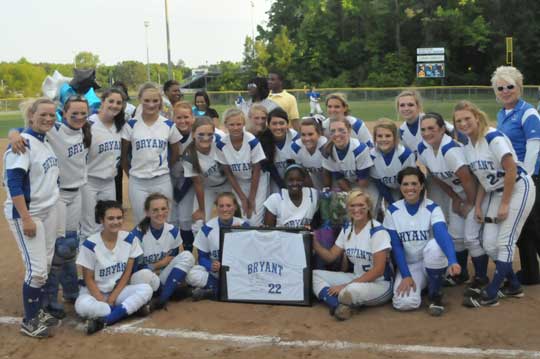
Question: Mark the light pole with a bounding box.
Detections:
[164,0,172,80]
[144,21,151,81]
[250,0,255,58]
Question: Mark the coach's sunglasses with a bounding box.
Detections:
[496,84,515,92]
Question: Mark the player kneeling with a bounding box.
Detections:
[312,190,393,321]
[75,201,153,335]
[186,192,249,301]
[130,193,195,310]
[384,167,461,316]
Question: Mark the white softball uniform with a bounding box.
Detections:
[171,133,195,231]
[290,136,327,190]
[129,223,195,291]
[312,221,392,307]
[384,199,450,310]
[4,129,60,288]
[216,131,268,225]
[75,231,152,318]
[323,116,374,147]
[81,114,122,239]
[368,144,415,212]
[263,187,318,228]
[47,122,87,234]
[464,128,535,262]
[122,115,182,223]
[271,129,299,193]
[322,138,373,187]
[186,217,249,288]
[400,115,455,153]
[183,143,230,221]
[417,134,481,252]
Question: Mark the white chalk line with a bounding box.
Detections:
[1,315,539,358]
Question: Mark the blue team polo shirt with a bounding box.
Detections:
[497,99,540,175]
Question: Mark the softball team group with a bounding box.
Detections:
[4,66,540,338]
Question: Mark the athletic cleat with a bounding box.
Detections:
[148,297,167,312]
[86,318,106,335]
[135,303,152,317]
[443,272,470,287]
[192,288,216,302]
[20,317,50,338]
[333,304,352,321]
[463,290,499,308]
[428,294,445,317]
[45,305,66,320]
[170,286,193,301]
[463,276,489,297]
[498,284,524,299]
[38,309,61,327]
[339,289,353,306]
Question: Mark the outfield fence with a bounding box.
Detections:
[2,85,539,114]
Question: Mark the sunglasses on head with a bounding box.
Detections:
[247,83,257,89]
[496,84,515,92]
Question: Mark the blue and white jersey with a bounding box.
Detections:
[383,199,445,263]
[400,115,456,153]
[370,144,415,190]
[121,114,182,178]
[170,132,192,179]
[4,129,60,219]
[290,136,327,190]
[322,138,373,184]
[183,144,227,187]
[307,91,321,103]
[496,99,540,175]
[87,114,122,180]
[47,121,87,188]
[463,127,521,192]
[215,131,266,181]
[77,230,142,293]
[417,134,468,193]
[273,128,299,179]
[193,216,249,261]
[132,223,182,266]
[323,116,373,147]
[263,187,319,228]
[335,220,391,281]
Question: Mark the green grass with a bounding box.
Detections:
[0,112,24,138]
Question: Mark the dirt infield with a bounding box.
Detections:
[1,137,540,359]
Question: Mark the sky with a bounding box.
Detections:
[0,0,273,68]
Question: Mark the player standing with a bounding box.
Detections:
[216,109,267,225]
[312,190,393,320]
[121,83,182,224]
[4,99,61,338]
[384,167,461,316]
[452,101,535,308]
[417,112,480,285]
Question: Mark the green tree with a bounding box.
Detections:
[112,61,146,89]
[75,51,100,69]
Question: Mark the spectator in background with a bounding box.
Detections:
[113,81,136,120]
[193,90,220,129]
[237,77,278,118]
[162,80,183,119]
[268,71,300,130]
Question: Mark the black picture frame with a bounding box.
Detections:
[218,227,313,306]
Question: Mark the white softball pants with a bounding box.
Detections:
[447,190,483,255]
[312,270,392,307]
[194,183,232,222]
[234,172,269,226]
[80,176,116,240]
[130,251,195,291]
[480,176,535,262]
[392,239,448,311]
[75,283,153,319]
[8,204,59,288]
[171,175,195,231]
[128,174,173,224]
[186,265,217,288]
[57,188,82,237]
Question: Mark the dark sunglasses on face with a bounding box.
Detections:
[496,84,515,92]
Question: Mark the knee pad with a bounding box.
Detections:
[423,240,448,269]
[55,233,79,261]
